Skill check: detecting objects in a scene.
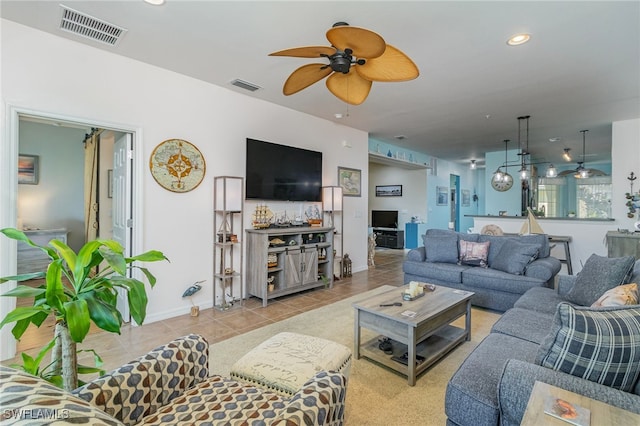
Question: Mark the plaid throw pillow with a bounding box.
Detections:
[536,303,640,392]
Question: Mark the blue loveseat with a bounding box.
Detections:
[403,229,561,312]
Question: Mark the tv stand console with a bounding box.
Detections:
[373,228,404,249]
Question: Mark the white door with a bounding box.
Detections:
[113,133,133,321]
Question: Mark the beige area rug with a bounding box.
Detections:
[209,286,501,425]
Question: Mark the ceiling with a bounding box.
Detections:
[2,1,639,167]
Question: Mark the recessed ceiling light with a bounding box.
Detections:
[144,0,165,5]
[507,33,531,46]
[334,113,343,119]
[395,135,406,140]
[549,137,561,143]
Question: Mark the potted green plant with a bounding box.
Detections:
[568,211,576,218]
[0,227,168,391]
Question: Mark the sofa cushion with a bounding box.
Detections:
[462,267,545,295]
[404,260,468,284]
[491,307,555,344]
[536,303,640,392]
[423,234,458,263]
[514,287,567,315]
[565,254,636,306]
[491,240,539,275]
[591,283,639,307]
[458,240,490,267]
[0,366,124,426]
[445,333,539,426]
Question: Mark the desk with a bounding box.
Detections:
[521,381,640,425]
[549,235,573,275]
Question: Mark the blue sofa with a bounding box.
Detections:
[445,256,640,426]
[403,229,561,312]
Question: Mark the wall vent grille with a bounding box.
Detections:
[230,79,262,92]
[59,5,127,46]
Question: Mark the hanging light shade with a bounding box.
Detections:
[492,140,512,183]
[576,130,591,179]
[518,115,531,181]
[546,164,558,178]
[470,159,477,170]
[562,148,572,162]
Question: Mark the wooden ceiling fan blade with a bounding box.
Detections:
[283,64,332,95]
[326,71,372,105]
[269,46,336,58]
[356,45,419,82]
[326,26,386,58]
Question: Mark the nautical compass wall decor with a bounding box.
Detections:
[149,139,206,193]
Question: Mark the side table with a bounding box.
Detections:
[521,381,640,425]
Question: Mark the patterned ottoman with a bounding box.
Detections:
[230,331,352,397]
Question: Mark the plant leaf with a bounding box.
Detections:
[126,279,148,325]
[0,228,57,260]
[129,250,169,263]
[82,295,122,334]
[63,299,91,342]
[0,272,46,284]
[100,246,127,275]
[45,260,66,314]
[0,306,49,329]
[2,285,46,298]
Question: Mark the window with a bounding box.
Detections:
[576,176,612,218]
[538,178,565,217]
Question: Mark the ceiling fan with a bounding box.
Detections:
[269,22,419,105]
[557,130,606,178]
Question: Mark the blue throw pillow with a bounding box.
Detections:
[536,303,640,392]
[490,239,539,275]
[422,234,458,263]
[565,254,636,306]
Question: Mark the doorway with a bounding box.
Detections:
[0,105,141,361]
[450,174,460,231]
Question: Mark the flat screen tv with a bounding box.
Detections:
[371,210,398,229]
[246,138,322,202]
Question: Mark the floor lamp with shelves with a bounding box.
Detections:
[322,186,344,278]
[213,176,244,310]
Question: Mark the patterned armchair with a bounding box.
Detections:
[0,334,347,425]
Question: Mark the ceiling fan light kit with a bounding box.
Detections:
[270,22,419,105]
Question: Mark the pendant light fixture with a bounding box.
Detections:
[492,139,513,184]
[518,115,531,180]
[575,130,590,179]
[546,164,558,178]
[470,159,477,170]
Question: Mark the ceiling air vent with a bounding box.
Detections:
[59,5,127,47]
[230,79,262,92]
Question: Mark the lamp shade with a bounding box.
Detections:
[215,176,243,211]
[322,186,343,212]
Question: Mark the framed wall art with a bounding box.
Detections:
[18,154,39,185]
[375,185,402,197]
[461,189,471,207]
[338,166,361,197]
[436,186,448,206]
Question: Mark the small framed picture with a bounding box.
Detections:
[338,166,361,197]
[436,186,448,206]
[18,154,39,185]
[461,189,471,207]
[375,185,402,197]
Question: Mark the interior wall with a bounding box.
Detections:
[1,20,369,331]
[612,118,640,228]
[368,163,427,230]
[17,120,86,251]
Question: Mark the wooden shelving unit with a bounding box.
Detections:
[245,226,334,307]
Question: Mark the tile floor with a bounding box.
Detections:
[4,248,406,374]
